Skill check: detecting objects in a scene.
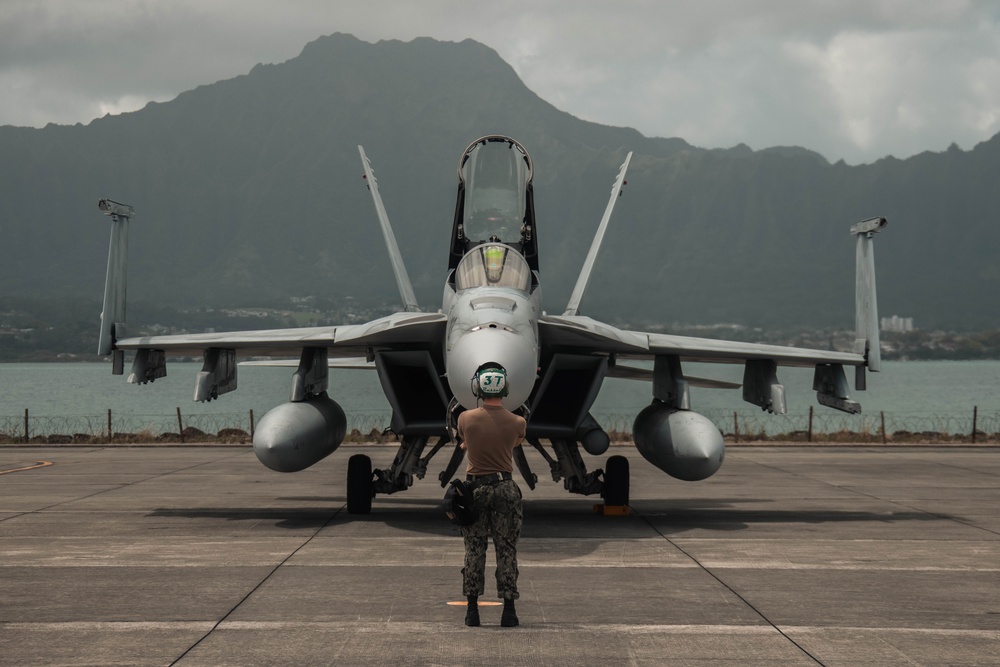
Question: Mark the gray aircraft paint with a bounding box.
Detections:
[93,135,887,508]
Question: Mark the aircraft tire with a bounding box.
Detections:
[347,454,373,514]
[602,455,630,507]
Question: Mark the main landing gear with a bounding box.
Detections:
[601,454,630,507]
[344,436,630,514]
[345,434,454,515]
[525,439,631,508]
[346,454,374,515]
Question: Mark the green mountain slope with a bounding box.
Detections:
[2,33,997,332]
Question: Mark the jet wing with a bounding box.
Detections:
[606,364,742,389]
[115,311,446,358]
[240,358,376,369]
[640,331,863,367]
[538,314,650,355]
[540,314,867,414]
[540,314,863,367]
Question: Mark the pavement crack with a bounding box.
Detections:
[639,513,827,666]
[168,503,344,666]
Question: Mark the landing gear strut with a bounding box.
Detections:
[345,435,453,514]
[526,438,629,505]
[345,431,630,513]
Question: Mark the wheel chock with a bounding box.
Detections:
[593,504,631,516]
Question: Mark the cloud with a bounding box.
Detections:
[782,17,1000,161]
[1,0,999,164]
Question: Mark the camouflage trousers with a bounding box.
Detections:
[461,479,522,601]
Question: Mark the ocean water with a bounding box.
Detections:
[1,360,998,436]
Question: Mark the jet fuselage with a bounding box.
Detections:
[442,248,541,410]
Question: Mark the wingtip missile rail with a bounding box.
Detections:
[850,216,887,236]
[98,199,135,219]
[95,198,135,364]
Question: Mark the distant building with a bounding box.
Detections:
[881,315,914,333]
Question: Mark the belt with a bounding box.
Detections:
[466,472,512,484]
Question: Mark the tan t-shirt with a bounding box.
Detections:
[457,405,526,475]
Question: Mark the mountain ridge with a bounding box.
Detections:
[1,33,997,333]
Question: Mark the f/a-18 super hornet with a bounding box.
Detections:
[96,134,888,513]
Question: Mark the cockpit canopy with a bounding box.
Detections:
[455,244,532,291]
[459,136,532,245]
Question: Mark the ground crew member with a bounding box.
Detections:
[457,362,526,627]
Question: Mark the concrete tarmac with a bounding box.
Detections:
[1,444,999,666]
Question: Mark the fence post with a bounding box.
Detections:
[24,408,29,443]
[808,405,813,443]
[177,407,185,444]
[249,409,255,439]
[107,409,113,441]
[881,411,887,445]
[733,412,739,444]
[972,406,978,444]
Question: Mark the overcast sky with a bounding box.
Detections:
[2,1,998,164]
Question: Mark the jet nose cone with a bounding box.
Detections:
[446,326,537,410]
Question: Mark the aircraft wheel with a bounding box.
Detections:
[347,454,373,514]
[602,454,630,507]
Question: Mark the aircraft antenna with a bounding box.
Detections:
[563,152,632,317]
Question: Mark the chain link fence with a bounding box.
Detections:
[0,410,393,444]
[2,407,998,444]
[599,408,1000,443]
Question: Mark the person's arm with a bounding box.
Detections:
[514,416,526,447]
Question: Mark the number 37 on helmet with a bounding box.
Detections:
[471,363,509,399]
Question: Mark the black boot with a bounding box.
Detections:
[465,595,480,627]
[501,598,519,627]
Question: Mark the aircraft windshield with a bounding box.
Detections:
[461,138,531,243]
[455,244,531,291]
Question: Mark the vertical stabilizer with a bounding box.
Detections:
[358,146,420,313]
[96,199,134,373]
[563,152,632,316]
[850,216,888,375]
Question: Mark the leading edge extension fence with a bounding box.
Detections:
[2,407,999,445]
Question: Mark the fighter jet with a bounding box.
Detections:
[95,135,887,513]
